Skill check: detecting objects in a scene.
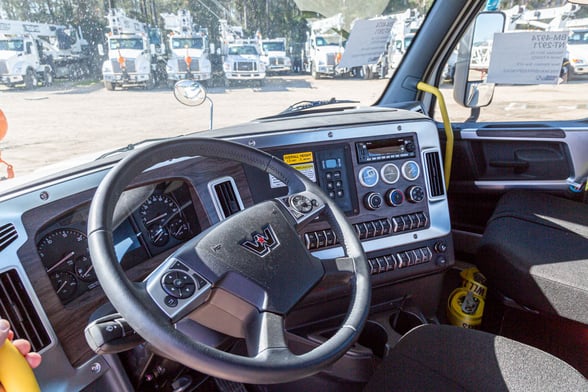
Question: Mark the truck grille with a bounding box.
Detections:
[111,58,136,73]
[0,61,7,74]
[235,61,256,72]
[178,58,200,72]
[269,57,285,65]
[326,53,336,66]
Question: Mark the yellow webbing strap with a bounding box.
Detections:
[416,81,454,189]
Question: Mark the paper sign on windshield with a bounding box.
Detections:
[487,31,567,85]
[337,18,394,69]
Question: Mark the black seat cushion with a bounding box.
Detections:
[364,324,587,392]
[475,190,588,325]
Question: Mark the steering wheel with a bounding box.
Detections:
[87,137,371,384]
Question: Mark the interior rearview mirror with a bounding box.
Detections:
[453,12,505,108]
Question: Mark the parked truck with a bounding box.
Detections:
[219,20,266,87]
[260,37,291,74]
[303,13,346,79]
[0,19,89,88]
[101,9,166,90]
[161,9,212,87]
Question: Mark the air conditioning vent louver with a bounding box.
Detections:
[0,269,51,352]
[424,151,445,198]
[210,177,244,220]
[0,223,18,253]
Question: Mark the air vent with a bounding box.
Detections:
[209,177,244,220]
[0,223,18,253]
[0,269,51,352]
[424,150,445,199]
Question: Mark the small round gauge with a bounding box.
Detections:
[50,271,78,302]
[75,254,96,282]
[401,161,420,181]
[168,217,191,241]
[38,228,89,272]
[381,163,400,184]
[358,166,379,187]
[148,225,170,247]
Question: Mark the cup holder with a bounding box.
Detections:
[389,309,428,336]
[356,320,388,358]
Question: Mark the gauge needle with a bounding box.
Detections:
[82,264,94,277]
[48,251,75,273]
[145,212,168,225]
[57,280,68,293]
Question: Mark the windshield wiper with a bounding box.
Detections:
[275,97,360,117]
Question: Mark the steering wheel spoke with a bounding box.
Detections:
[246,312,289,357]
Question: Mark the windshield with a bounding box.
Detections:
[109,38,144,50]
[0,1,431,178]
[262,41,285,52]
[569,30,588,45]
[0,39,24,51]
[172,37,204,50]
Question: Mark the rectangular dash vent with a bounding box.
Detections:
[424,151,445,199]
[209,177,244,220]
[0,223,18,253]
[0,269,51,352]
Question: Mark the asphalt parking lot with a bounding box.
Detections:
[1,74,587,178]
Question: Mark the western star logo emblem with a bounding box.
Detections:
[240,224,280,257]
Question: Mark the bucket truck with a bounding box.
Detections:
[101,9,166,90]
[219,20,265,87]
[0,19,89,89]
[303,14,346,79]
[260,37,291,74]
[161,9,212,87]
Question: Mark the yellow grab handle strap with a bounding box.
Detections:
[416,81,454,189]
[0,339,41,392]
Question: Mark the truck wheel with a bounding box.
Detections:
[104,81,115,91]
[167,80,176,89]
[224,79,231,88]
[144,76,155,90]
[311,63,320,79]
[43,70,53,87]
[24,69,37,90]
[362,65,372,80]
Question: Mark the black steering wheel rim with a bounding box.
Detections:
[87,136,371,384]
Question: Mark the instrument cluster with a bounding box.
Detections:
[36,180,200,305]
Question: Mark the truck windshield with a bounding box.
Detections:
[228,45,258,55]
[0,39,24,51]
[109,38,144,50]
[262,41,285,52]
[172,37,204,49]
[569,30,588,45]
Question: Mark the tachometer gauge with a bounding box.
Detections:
[38,228,89,273]
[50,271,78,302]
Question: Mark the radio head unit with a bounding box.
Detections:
[356,136,416,163]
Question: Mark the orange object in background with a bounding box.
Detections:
[0,109,15,179]
[0,109,7,141]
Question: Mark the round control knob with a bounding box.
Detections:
[406,185,425,203]
[434,241,448,253]
[385,189,405,207]
[405,142,416,153]
[363,192,383,210]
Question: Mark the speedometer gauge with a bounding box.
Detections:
[138,193,182,247]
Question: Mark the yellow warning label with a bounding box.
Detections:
[283,152,314,165]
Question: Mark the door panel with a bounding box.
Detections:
[446,123,588,240]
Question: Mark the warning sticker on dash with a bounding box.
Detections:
[283,152,314,165]
[269,162,317,188]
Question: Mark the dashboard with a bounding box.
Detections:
[0,107,454,390]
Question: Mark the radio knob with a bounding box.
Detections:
[364,192,383,210]
[406,185,425,203]
[385,189,404,207]
[405,142,416,152]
